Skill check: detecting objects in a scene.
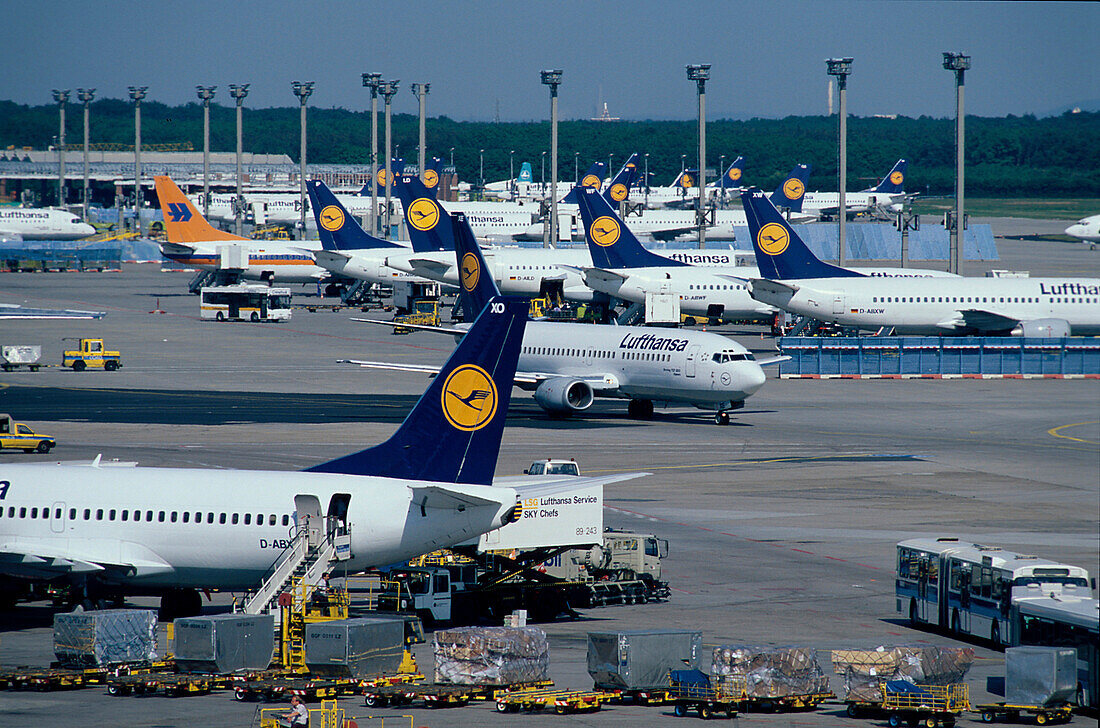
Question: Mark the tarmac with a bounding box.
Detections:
[0,218,1097,727]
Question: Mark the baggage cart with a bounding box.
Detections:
[668,669,743,720]
[973,702,1073,725]
[494,687,617,714]
[881,681,970,728]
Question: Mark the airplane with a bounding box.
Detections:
[348,211,770,425]
[155,176,395,286]
[482,161,535,201]
[1065,214,1100,248]
[0,295,641,616]
[801,159,910,219]
[709,156,746,192]
[0,207,95,241]
[741,189,1100,336]
[483,161,606,203]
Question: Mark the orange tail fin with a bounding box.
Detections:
[154,176,248,244]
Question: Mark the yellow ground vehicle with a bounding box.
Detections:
[61,338,121,371]
[392,300,440,334]
[0,414,55,453]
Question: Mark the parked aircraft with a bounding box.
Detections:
[350,212,770,424]
[1065,214,1100,247]
[802,159,910,218]
[742,189,1100,336]
[0,207,94,241]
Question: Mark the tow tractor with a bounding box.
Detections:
[61,338,121,371]
[0,413,55,453]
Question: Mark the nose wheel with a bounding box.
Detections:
[715,411,730,426]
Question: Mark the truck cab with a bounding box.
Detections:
[61,338,121,371]
[0,414,55,453]
[377,568,453,625]
[524,459,581,476]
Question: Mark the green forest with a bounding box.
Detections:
[2,99,1098,197]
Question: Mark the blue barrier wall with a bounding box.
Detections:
[731,223,999,261]
[778,337,1100,376]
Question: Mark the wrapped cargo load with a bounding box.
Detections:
[1005,647,1077,707]
[830,646,975,702]
[53,609,158,668]
[305,617,405,679]
[173,614,274,674]
[587,630,702,690]
[434,627,549,686]
[711,645,830,698]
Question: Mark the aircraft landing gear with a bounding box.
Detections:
[715,411,730,426]
[627,399,654,420]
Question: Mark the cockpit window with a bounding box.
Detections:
[712,350,755,364]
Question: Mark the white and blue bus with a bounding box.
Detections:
[1013,588,1099,708]
[896,537,1092,646]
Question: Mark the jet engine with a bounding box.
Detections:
[1011,318,1071,338]
[533,378,594,415]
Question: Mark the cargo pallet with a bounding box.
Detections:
[363,680,553,709]
[974,702,1074,725]
[234,675,360,703]
[494,687,617,714]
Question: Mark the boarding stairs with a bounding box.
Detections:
[341,279,386,304]
[239,518,350,617]
[616,301,645,326]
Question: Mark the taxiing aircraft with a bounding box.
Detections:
[350,211,769,424]
[0,207,95,241]
[742,189,1100,336]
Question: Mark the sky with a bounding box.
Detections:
[4,1,1098,121]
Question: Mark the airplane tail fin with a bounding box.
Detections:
[394,174,455,253]
[715,156,745,189]
[307,180,401,251]
[576,186,686,269]
[742,189,862,280]
[517,162,533,183]
[365,158,406,196]
[562,161,606,203]
[153,176,248,244]
[602,153,639,205]
[768,163,812,213]
[671,169,699,190]
[869,159,907,193]
[452,212,502,320]
[421,157,444,194]
[307,295,528,485]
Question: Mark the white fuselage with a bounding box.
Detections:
[161,239,341,284]
[1065,215,1100,244]
[802,191,905,217]
[0,464,513,592]
[748,277,1100,335]
[517,321,766,406]
[0,208,95,241]
[389,248,593,299]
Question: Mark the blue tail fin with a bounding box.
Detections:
[869,159,907,193]
[517,162,533,183]
[452,212,501,321]
[421,157,445,195]
[307,180,402,251]
[714,156,745,190]
[672,169,699,190]
[357,159,407,196]
[576,186,686,269]
[768,164,811,213]
[306,295,528,485]
[562,161,607,204]
[741,189,862,280]
[602,153,639,205]
[393,174,455,253]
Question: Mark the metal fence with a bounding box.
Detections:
[778,337,1100,377]
[730,223,999,261]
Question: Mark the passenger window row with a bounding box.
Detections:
[1,506,288,527]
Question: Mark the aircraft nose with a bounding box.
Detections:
[743,364,767,396]
[78,223,95,236]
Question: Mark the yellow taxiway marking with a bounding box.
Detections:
[585,454,868,474]
[1047,421,1100,445]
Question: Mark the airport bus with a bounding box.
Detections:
[1012,588,1099,708]
[895,537,1092,646]
[200,284,292,322]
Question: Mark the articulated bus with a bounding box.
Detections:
[1013,588,1099,709]
[896,537,1092,647]
[200,285,292,322]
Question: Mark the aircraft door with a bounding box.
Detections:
[51,500,66,533]
[294,494,323,548]
[685,345,699,377]
[326,493,351,536]
[832,295,846,315]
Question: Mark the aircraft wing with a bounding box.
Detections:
[748,278,800,295]
[313,250,351,266]
[350,317,467,336]
[581,266,629,286]
[648,225,704,242]
[936,309,1020,333]
[410,484,514,511]
[0,539,174,579]
[754,355,791,367]
[500,471,649,494]
[0,228,24,242]
[405,257,451,273]
[340,358,617,391]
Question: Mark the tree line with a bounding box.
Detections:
[1,99,1098,197]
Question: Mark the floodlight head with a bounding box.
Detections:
[195,85,217,101]
[379,80,399,99]
[77,88,96,103]
[362,72,382,90]
[127,86,148,102]
[292,81,315,102]
[411,82,430,97]
[942,52,971,72]
[229,84,250,103]
[826,58,854,77]
[52,89,70,104]
[540,69,563,88]
[686,64,711,82]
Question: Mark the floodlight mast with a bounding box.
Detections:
[228,84,250,236]
[686,64,710,249]
[52,89,69,207]
[541,69,562,248]
[379,80,399,237]
[826,58,853,266]
[362,73,382,234]
[411,83,430,182]
[943,52,970,275]
[195,86,216,220]
[128,86,148,236]
[77,88,95,221]
[292,81,315,238]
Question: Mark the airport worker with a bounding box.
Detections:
[281,695,308,727]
